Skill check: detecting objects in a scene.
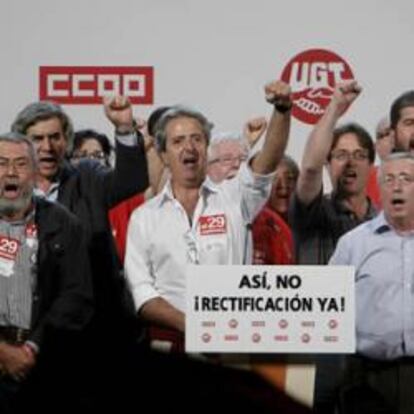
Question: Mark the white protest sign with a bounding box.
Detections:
[186,265,355,353]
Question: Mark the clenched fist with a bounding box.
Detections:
[330,80,362,118]
[264,80,292,113]
[243,116,268,147]
[103,96,134,133]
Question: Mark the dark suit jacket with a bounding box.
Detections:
[56,137,148,340]
[57,138,148,240]
[29,197,93,348]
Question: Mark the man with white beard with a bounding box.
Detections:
[0,132,92,413]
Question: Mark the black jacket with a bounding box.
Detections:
[57,137,148,339]
[29,197,93,348]
[58,138,148,240]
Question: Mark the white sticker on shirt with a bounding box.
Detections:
[25,223,38,249]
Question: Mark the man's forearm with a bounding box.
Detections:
[251,108,290,175]
[301,102,341,174]
[250,80,292,175]
[139,297,185,333]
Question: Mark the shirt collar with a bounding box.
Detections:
[34,182,60,202]
[330,192,377,219]
[370,211,414,236]
[155,177,219,208]
[370,212,391,234]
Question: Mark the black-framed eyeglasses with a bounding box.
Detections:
[330,150,369,162]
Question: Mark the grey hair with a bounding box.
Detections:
[208,132,249,162]
[378,152,414,184]
[154,105,213,152]
[11,101,74,151]
[279,155,300,178]
[0,131,37,168]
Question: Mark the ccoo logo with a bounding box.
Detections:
[281,49,355,124]
[39,66,154,105]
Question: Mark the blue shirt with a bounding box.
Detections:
[329,212,414,360]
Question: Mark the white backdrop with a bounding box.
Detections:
[1,0,413,164]
[2,1,412,404]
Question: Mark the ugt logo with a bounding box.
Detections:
[39,66,154,105]
[281,49,355,124]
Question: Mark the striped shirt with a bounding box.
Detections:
[0,210,38,329]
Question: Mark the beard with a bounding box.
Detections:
[0,187,33,219]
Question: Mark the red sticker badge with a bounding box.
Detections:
[199,214,227,236]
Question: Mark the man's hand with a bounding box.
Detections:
[250,79,291,175]
[0,343,36,381]
[330,80,362,118]
[243,117,267,148]
[134,117,155,152]
[103,96,134,133]
[264,80,292,112]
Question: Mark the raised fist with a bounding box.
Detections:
[331,80,362,117]
[264,80,292,112]
[243,116,268,147]
[103,95,134,133]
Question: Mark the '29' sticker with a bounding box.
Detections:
[0,236,19,260]
[199,214,227,236]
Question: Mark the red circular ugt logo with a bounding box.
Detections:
[281,49,355,125]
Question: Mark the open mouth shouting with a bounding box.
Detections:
[276,187,290,200]
[37,154,60,177]
[182,154,199,169]
[2,181,21,200]
[390,196,406,210]
[39,155,58,168]
[340,169,358,185]
[409,139,414,153]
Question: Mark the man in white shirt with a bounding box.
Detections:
[125,79,292,340]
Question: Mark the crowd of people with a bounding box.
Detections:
[0,75,414,413]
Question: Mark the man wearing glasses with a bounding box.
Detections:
[329,152,414,413]
[290,80,376,266]
[207,133,249,183]
[289,80,377,413]
[0,132,92,412]
[10,97,149,407]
